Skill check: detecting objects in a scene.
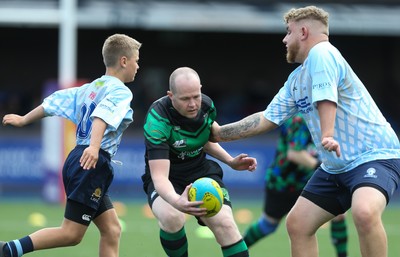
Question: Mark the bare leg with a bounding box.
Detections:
[152,196,186,232]
[93,209,122,257]
[351,187,387,257]
[29,219,88,250]
[286,196,334,257]
[202,205,243,246]
[151,197,188,257]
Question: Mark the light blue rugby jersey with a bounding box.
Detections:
[264,41,400,173]
[42,75,134,157]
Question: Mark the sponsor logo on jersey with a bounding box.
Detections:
[296,96,311,109]
[312,81,331,90]
[177,147,203,160]
[364,168,377,178]
[82,214,92,221]
[296,97,313,114]
[105,98,117,107]
[173,139,187,148]
[94,81,105,88]
[98,103,114,113]
[91,187,102,202]
[89,91,97,100]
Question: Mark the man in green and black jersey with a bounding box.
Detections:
[142,67,257,257]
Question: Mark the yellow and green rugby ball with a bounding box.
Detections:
[188,177,224,217]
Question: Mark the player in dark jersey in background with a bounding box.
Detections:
[1,34,141,257]
[243,114,348,257]
[142,67,257,257]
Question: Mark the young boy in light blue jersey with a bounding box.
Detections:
[211,6,400,257]
[1,33,141,257]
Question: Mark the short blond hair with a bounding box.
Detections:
[284,6,329,28]
[102,34,142,67]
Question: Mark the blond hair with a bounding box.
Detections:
[284,6,329,34]
[102,34,142,67]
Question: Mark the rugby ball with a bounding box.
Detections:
[188,177,224,217]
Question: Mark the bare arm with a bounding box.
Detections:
[2,105,45,127]
[287,149,319,169]
[80,117,107,170]
[318,100,336,138]
[210,112,278,142]
[317,100,341,157]
[149,159,207,216]
[149,159,178,204]
[203,142,257,171]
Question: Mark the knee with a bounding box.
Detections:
[285,212,303,238]
[207,214,242,246]
[100,220,122,241]
[216,216,237,231]
[208,213,239,237]
[63,232,85,246]
[110,221,123,239]
[159,211,186,232]
[352,207,381,233]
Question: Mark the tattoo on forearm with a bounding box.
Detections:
[219,114,261,141]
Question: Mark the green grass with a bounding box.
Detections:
[1,199,400,257]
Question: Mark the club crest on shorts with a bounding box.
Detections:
[364,168,377,178]
[91,187,102,202]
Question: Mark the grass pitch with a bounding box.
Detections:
[0,199,399,257]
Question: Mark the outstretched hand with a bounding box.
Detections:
[321,136,341,157]
[174,184,208,217]
[2,114,25,127]
[229,153,257,171]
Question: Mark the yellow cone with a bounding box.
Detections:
[28,212,47,227]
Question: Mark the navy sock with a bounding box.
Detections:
[4,237,34,257]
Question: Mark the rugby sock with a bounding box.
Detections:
[160,227,188,257]
[330,219,348,257]
[3,237,34,257]
[221,239,249,257]
[243,216,279,248]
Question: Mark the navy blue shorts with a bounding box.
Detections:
[301,159,400,215]
[62,145,114,212]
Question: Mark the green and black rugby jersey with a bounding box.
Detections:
[143,94,216,168]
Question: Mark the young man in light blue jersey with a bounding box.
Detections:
[1,33,141,257]
[210,6,400,257]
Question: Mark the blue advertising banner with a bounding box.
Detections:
[0,136,277,200]
[0,138,43,183]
